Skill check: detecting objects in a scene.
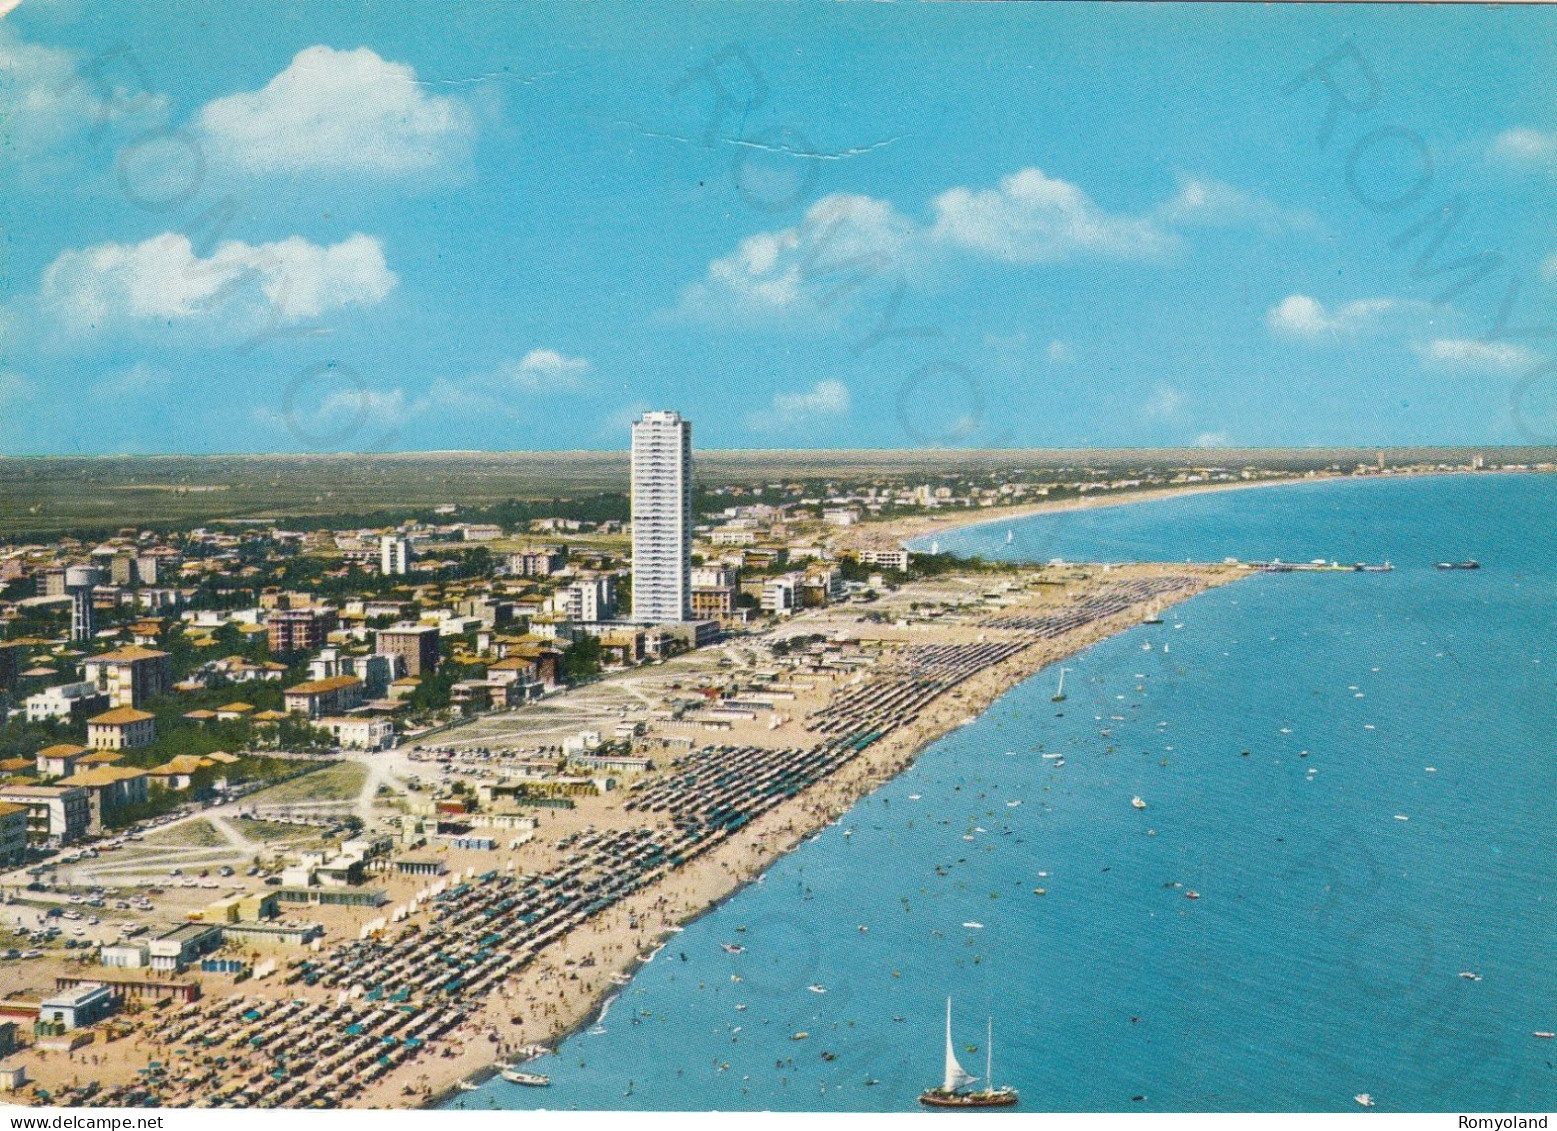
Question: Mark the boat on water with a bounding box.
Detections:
[920,999,1018,1109]
[1131,796,1147,810]
[1436,561,1480,570]
[1051,667,1069,703]
[501,1069,550,1087]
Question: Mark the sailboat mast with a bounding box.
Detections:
[986,1017,993,1089]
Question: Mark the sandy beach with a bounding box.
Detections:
[349,565,1241,1109]
[838,473,1337,553]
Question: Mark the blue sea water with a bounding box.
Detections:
[456,474,1556,1113]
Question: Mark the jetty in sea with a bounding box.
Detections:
[1243,560,1393,573]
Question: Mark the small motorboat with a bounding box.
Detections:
[501,1069,550,1087]
[1131,796,1147,810]
[1355,1094,1375,1107]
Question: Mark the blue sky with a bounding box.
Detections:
[2,1,1555,455]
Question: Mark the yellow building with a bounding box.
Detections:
[86,707,157,750]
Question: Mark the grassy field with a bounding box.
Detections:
[142,818,226,849]
[243,760,366,805]
[234,818,330,847]
[0,447,1539,539]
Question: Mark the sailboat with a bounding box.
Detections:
[1051,667,1069,703]
[1006,529,1014,545]
[919,999,1019,1108]
[1142,603,1164,625]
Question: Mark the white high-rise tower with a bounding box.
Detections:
[380,534,411,576]
[630,410,692,623]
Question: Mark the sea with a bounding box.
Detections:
[452,473,1556,1113]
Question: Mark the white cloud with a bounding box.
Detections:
[929,167,1175,264]
[1142,382,1185,420]
[681,167,1296,327]
[195,45,474,175]
[1414,338,1540,373]
[1046,339,1074,365]
[0,25,168,158]
[1195,431,1230,448]
[510,349,591,389]
[1154,176,1319,233]
[1489,127,1557,164]
[1265,294,1410,339]
[678,193,915,322]
[40,231,396,334]
[1542,252,1557,280]
[748,378,851,432]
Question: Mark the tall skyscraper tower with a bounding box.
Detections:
[631,410,692,623]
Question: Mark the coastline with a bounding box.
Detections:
[852,468,1485,554]
[390,564,1241,1111]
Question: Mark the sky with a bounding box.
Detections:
[2,1,1556,455]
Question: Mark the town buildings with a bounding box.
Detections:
[377,623,441,676]
[80,645,172,708]
[283,676,365,718]
[86,707,157,750]
[266,607,338,654]
[0,784,91,845]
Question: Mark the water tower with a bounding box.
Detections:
[65,566,98,643]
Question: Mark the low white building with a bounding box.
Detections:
[319,715,394,751]
[100,943,150,969]
[761,575,800,617]
[24,682,107,723]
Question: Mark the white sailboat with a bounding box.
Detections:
[920,998,1018,1107]
[1051,666,1069,703]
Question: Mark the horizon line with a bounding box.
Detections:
[0,443,1548,462]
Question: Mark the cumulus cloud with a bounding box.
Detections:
[40,231,396,334]
[678,167,1302,325]
[677,193,915,323]
[1489,127,1557,165]
[0,24,168,158]
[1195,431,1230,448]
[1154,176,1319,233]
[682,166,1305,327]
[748,378,851,432]
[1046,339,1075,365]
[1414,338,1540,373]
[509,349,591,389]
[1265,294,1410,339]
[929,167,1175,264]
[195,45,475,175]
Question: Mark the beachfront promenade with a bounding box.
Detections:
[18,564,1238,1109]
